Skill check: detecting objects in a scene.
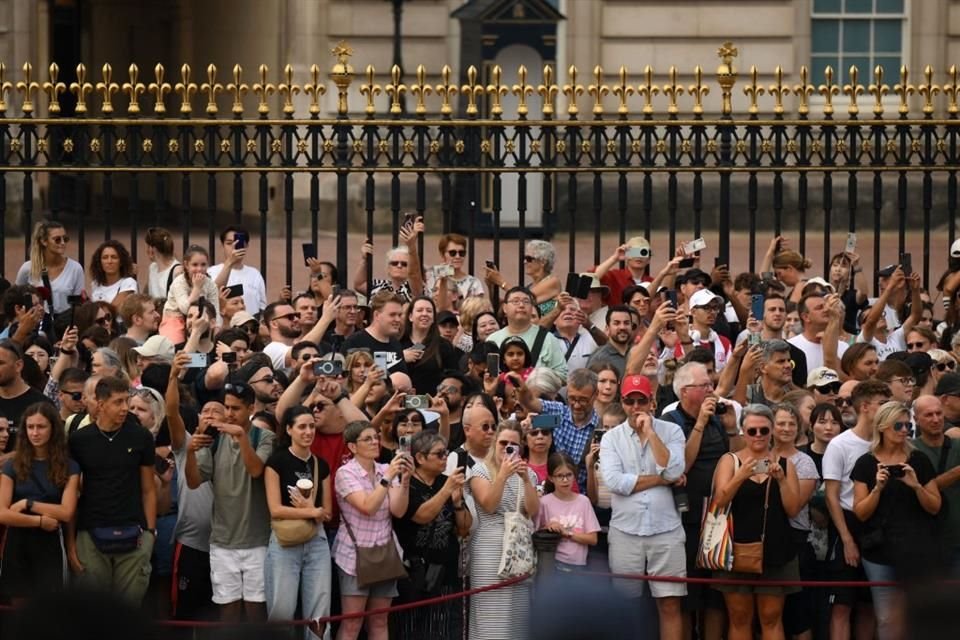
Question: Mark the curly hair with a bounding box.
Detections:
[90,239,135,285]
[14,403,70,489]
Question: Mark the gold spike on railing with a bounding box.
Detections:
[562,65,584,117]
[227,65,248,116]
[201,64,223,115]
[122,64,144,115]
[360,65,381,116]
[794,66,814,116]
[69,63,93,114]
[96,63,119,115]
[385,65,407,115]
[148,64,171,115]
[663,66,684,115]
[0,64,12,114]
[868,65,888,117]
[410,65,431,115]
[612,66,633,115]
[486,65,507,117]
[818,66,839,116]
[716,41,738,116]
[435,65,457,116]
[944,66,959,115]
[688,65,709,116]
[277,64,300,115]
[843,65,864,116]
[918,65,940,115]
[537,65,557,117]
[329,41,354,115]
[588,66,609,116]
[743,66,764,115]
[16,62,40,114]
[252,64,275,115]
[175,64,197,115]
[894,66,915,116]
[462,66,483,116]
[302,64,325,116]
[43,63,66,115]
[512,65,534,117]
[638,66,658,115]
[768,66,788,115]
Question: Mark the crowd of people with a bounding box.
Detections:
[0,217,959,640]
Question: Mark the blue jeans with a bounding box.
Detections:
[265,531,332,639]
[860,558,898,640]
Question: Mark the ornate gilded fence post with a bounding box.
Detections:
[715,42,738,265]
[330,41,355,285]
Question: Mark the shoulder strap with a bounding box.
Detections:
[165,263,178,293]
[67,412,85,436]
[529,326,549,364]
[563,333,581,361]
[938,437,953,475]
[759,460,775,541]
[310,455,320,503]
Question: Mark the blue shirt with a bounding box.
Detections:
[599,418,686,537]
[541,400,599,489]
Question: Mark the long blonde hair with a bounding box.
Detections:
[29,220,65,281]
[483,420,523,485]
[869,400,914,456]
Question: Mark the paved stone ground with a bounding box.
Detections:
[2,225,952,300]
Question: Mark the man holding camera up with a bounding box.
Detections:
[600,374,686,640]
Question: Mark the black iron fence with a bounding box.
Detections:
[0,42,957,293]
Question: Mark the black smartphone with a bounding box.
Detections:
[486,353,500,377]
[302,243,317,265]
[564,272,581,297]
[531,414,560,429]
[885,463,906,479]
[485,260,497,270]
[234,233,248,250]
[332,284,341,298]
[226,283,244,299]
[751,294,765,322]
[154,454,171,475]
[403,212,416,227]
[314,360,343,377]
[197,296,206,312]
[900,252,913,277]
[66,294,83,331]
[593,430,604,444]
[456,450,469,474]
[665,290,678,308]
[714,257,723,268]
[221,351,237,364]
[678,258,696,269]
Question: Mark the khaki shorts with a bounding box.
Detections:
[608,526,687,600]
[75,529,154,604]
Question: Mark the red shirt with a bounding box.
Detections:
[311,432,351,528]
[598,268,652,307]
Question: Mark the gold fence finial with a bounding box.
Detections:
[329,41,355,116]
[175,64,197,115]
[512,64,534,117]
[588,65,609,116]
[96,63,119,115]
[743,65,764,115]
[716,41,738,116]
[43,63,66,115]
[769,66,788,115]
[303,64,325,116]
[639,65,658,115]
[918,65,940,115]
[252,64,275,115]
[70,63,93,114]
[689,65,709,115]
[385,64,407,115]
[894,65,914,115]
[818,65,839,116]
[663,66,684,115]
[360,65,381,116]
[436,65,457,116]
[227,65,248,115]
[868,65,888,117]
[122,64,144,115]
[613,66,633,115]
[487,65,507,117]
[278,64,300,115]
[945,65,959,115]
[843,65,864,116]
[16,62,40,114]
[410,64,432,115]
[462,65,483,116]
[794,66,814,115]
[201,64,223,115]
[0,63,12,114]
[537,65,557,117]
[148,63,171,115]
[563,65,584,117]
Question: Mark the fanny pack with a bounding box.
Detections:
[90,524,142,554]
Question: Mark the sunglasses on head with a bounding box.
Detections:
[892,421,913,433]
[446,249,466,257]
[389,260,409,268]
[816,382,842,395]
[745,426,771,437]
[223,382,250,394]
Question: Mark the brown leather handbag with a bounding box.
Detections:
[340,511,408,588]
[732,470,772,575]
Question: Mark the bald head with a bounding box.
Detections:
[390,371,413,395]
[462,404,496,454]
[914,395,945,440]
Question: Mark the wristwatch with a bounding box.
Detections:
[379,477,391,488]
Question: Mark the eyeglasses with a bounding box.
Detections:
[529,429,551,437]
[621,395,650,406]
[745,426,771,437]
[892,421,913,433]
[567,395,594,406]
[505,298,532,306]
[906,342,927,350]
[50,235,70,244]
[356,435,381,444]
[891,376,916,386]
[446,249,466,257]
[523,255,537,263]
[249,375,276,385]
[835,397,853,407]
[552,473,575,481]
[683,382,713,391]
[274,313,301,322]
[389,261,409,268]
[936,361,957,371]
[815,382,842,395]
[428,449,449,459]
[61,390,83,401]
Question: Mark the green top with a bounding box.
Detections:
[912,436,960,551]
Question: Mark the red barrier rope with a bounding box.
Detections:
[569,569,905,588]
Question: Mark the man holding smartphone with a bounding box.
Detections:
[209,226,267,317]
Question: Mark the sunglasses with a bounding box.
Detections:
[95,316,113,326]
[471,423,495,433]
[61,390,83,401]
[745,426,771,437]
[249,375,276,385]
[446,249,467,257]
[528,429,551,437]
[50,235,70,244]
[816,382,842,394]
[835,397,853,407]
[389,261,409,268]
[497,439,520,447]
[275,313,301,322]
[621,396,650,406]
[892,421,913,433]
[906,342,927,350]
[523,255,536,263]
[935,361,957,371]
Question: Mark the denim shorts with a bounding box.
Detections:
[336,565,399,599]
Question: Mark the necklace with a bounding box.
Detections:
[97,425,122,443]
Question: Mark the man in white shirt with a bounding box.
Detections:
[858,267,921,361]
[209,226,268,317]
[788,292,847,372]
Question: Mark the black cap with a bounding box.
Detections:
[877,264,898,278]
[935,372,960,396]
[904,352,933,376]
[676,268,712,287]
[436,310,459,326]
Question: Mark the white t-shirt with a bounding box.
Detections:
[207,263,267,316]
[15,259,85,313]
[788,333,848,372]
[89,277,138,304]
[263,341,291,370]
[148,260,180,300]
[821,428,872,511]
[856,326,906,362]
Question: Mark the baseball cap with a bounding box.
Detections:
[689,289,722,309]
[904,352,933,377]
[807,367,839,388]
[806,277,835,291]
[436,310,459,326]
[935,372,960,396]
[676,268,712,287]
[133,335,175,359]
[620,375,652,399]
[230,311,258,329]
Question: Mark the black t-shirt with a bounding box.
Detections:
[788,344,809,388]
[0,387,53,451]
[394,474,460,576]
[341,330,408,375]
[2,458,81,503]
[399,337,463,396]
[662,407,729,524]
[68,421,155,530]
[729,457,796,567]
[265,447,330,508]
[850,450,939,570]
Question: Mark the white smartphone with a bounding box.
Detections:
[845,232,857,253]
[682,237,707,255]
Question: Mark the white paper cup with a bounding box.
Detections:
[296,479,314,497]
